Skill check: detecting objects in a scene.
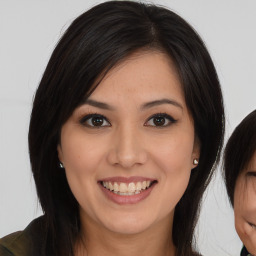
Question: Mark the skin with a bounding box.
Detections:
[234,153,256,255]
[58,50,200,256]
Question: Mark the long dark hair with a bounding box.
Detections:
[224,109,256,206]
[28,1,225,255]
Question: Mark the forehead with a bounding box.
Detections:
[89,50,184,103]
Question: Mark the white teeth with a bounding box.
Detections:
[103,181,109,189]
[136,182,142,191]
[119,183,127,193]
[113,182,119,192]
[109,183,114,191]
[128,182,136,193]
[102,180,153,195]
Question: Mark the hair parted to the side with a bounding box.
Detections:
[28,1,225,255]
[224,110,256,206]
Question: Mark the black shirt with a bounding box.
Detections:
[0,217,44,256]
[241,246,252,256]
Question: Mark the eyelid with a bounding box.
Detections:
[79,113,111,127]
[247,172,256,177]
[248,222,256,229]
[144,113,177,127]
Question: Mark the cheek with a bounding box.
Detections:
[242,196,256,220]
[150,133,194,172]
[61,131,106,173]
[235,219,246,244]
[60,131,107,204]
[234,181,256,216]
[234,181,256,241]
[148,133,194,206]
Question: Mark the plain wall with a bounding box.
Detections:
[0,1,255,255]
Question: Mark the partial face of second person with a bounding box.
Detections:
[58,50,200,237]
[234,152,256,255]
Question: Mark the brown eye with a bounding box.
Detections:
[80,114,110,127]
[153,116,166,126]
[145,113,177,127]
[92,116,104,126]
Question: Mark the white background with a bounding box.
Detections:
[0,1,255,255]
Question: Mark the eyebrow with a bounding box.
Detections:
[81,99,115,110]
[81,98,183,111]
[140,98,183,110]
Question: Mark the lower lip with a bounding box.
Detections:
[99,182,156,205]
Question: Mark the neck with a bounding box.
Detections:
[75,212,176,256]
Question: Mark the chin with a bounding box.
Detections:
[103,214,154,235]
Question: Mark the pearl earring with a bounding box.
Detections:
[193,158,199,165]
[59,162,64,168]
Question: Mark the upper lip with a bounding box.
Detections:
[99,176,156,183]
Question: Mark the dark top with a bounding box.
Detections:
[2,217,248,256]
[0,217,44,256]
[241,246,252,256]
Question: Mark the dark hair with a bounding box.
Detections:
[224,110,256,206]
[28,1,225,255]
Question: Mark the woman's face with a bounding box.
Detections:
[234,153,256,255]
[58,51,199,236]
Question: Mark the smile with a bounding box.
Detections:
[98,177,157,204]
[101,181,153,195]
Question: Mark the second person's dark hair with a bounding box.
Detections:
[224,109,256,206]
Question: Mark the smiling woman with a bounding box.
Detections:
[0,1,225,256]
[57,51,198,239]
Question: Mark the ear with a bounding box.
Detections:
[191,136,200,169]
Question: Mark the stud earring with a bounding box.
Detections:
[193,158,199,165]
[59,162,64,169]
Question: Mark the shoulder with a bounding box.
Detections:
[0,216,45,256]
[0,231,23,256]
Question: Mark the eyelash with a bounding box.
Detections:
[145,113,177,127]
[79,112,177,128]
[79,113,111,128]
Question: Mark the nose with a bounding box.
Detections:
[107,125,147,169]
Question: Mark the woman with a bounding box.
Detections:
[0,1,225,256]
[224,110,256,256]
